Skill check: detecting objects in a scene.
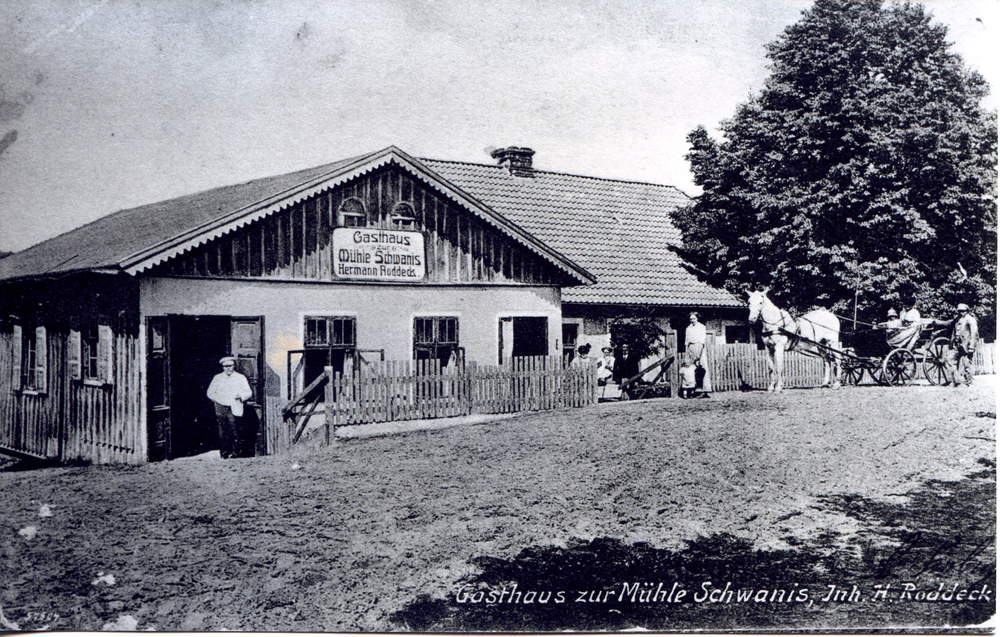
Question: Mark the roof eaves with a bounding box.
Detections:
[122,148,396,274]
[0,265,123,285]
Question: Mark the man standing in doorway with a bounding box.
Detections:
[946,303,979,387]
[685,312,712,398]
[207,356,253,459]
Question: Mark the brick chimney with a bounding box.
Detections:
[490,147,536,177]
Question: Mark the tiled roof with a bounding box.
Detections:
[422,159,741,308]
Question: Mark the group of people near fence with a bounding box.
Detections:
[881,300,980,388]
[571,312,712,400]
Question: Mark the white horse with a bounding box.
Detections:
[747,289,842,392]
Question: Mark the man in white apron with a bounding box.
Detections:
[207,356,253,458]
[685,312,712,397]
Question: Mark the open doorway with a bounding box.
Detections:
[499,316,549,363]
[146,315,263,461]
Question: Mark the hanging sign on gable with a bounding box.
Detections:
[333,228,426,281]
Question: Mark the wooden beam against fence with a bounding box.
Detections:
[289,355,596,437]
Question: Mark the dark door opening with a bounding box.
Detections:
[170,316,229,458]
[146,315,263,461]
[511,317,548,357]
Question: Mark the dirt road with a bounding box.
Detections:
[1,379,995,631]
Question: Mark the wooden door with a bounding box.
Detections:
[499,318,514,364]
[231,317,264,453]
[146,317,171,461]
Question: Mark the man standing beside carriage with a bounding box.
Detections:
[946,303,979,388]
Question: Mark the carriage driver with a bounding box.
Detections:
[891,298,922,350]
[881,308,908,347]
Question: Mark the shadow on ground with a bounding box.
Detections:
[0,456,67,472]
[392,462,995,632]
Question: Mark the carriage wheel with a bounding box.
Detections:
[923,337,950,386]
[882,349,917,386]
[841,360,866,385]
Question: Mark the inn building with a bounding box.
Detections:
[0,145,741,464]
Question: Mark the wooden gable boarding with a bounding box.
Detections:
[148,163,576,287]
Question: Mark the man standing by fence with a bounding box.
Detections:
[946,303,978,387]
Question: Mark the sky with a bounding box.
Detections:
[0,0,996,253]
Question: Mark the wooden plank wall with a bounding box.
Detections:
[0,330,58,459]
[156,166,567,286]
[64,332,144,464]
[0,328,144,464]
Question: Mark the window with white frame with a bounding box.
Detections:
[12,325,47,393]
[82,327,100,380]
[68,325,114,385]
[391,202,417,230]
[337,197,367,227]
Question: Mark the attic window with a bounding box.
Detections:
[391,202,417,229]
[338,197,367,227]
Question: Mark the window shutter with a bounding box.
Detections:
[68,330,82,380]
[98,325,114,385]
[35,326,47,393]
[11,325,22,390]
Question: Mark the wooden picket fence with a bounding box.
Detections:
[319,356,594,428]
[280,341,997,449]
[707,342,829,391]
[973,341,996,375]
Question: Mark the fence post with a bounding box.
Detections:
[466,361,478,415]
[323,366,333,446]
[664,330,678,398]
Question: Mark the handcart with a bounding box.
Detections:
[619,355,675,400]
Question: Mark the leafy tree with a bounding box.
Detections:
[671,0,997,335]
[610,307,667,360]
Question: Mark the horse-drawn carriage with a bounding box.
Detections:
[747,289,954,392]
[840,319,951,386]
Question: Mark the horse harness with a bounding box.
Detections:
[755,309,803,350]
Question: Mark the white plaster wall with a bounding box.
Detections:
[140,277,563,391]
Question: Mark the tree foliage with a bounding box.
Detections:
[670,0,996,332]
[609,307,667,360]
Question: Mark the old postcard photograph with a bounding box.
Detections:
[0,0,996,632]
